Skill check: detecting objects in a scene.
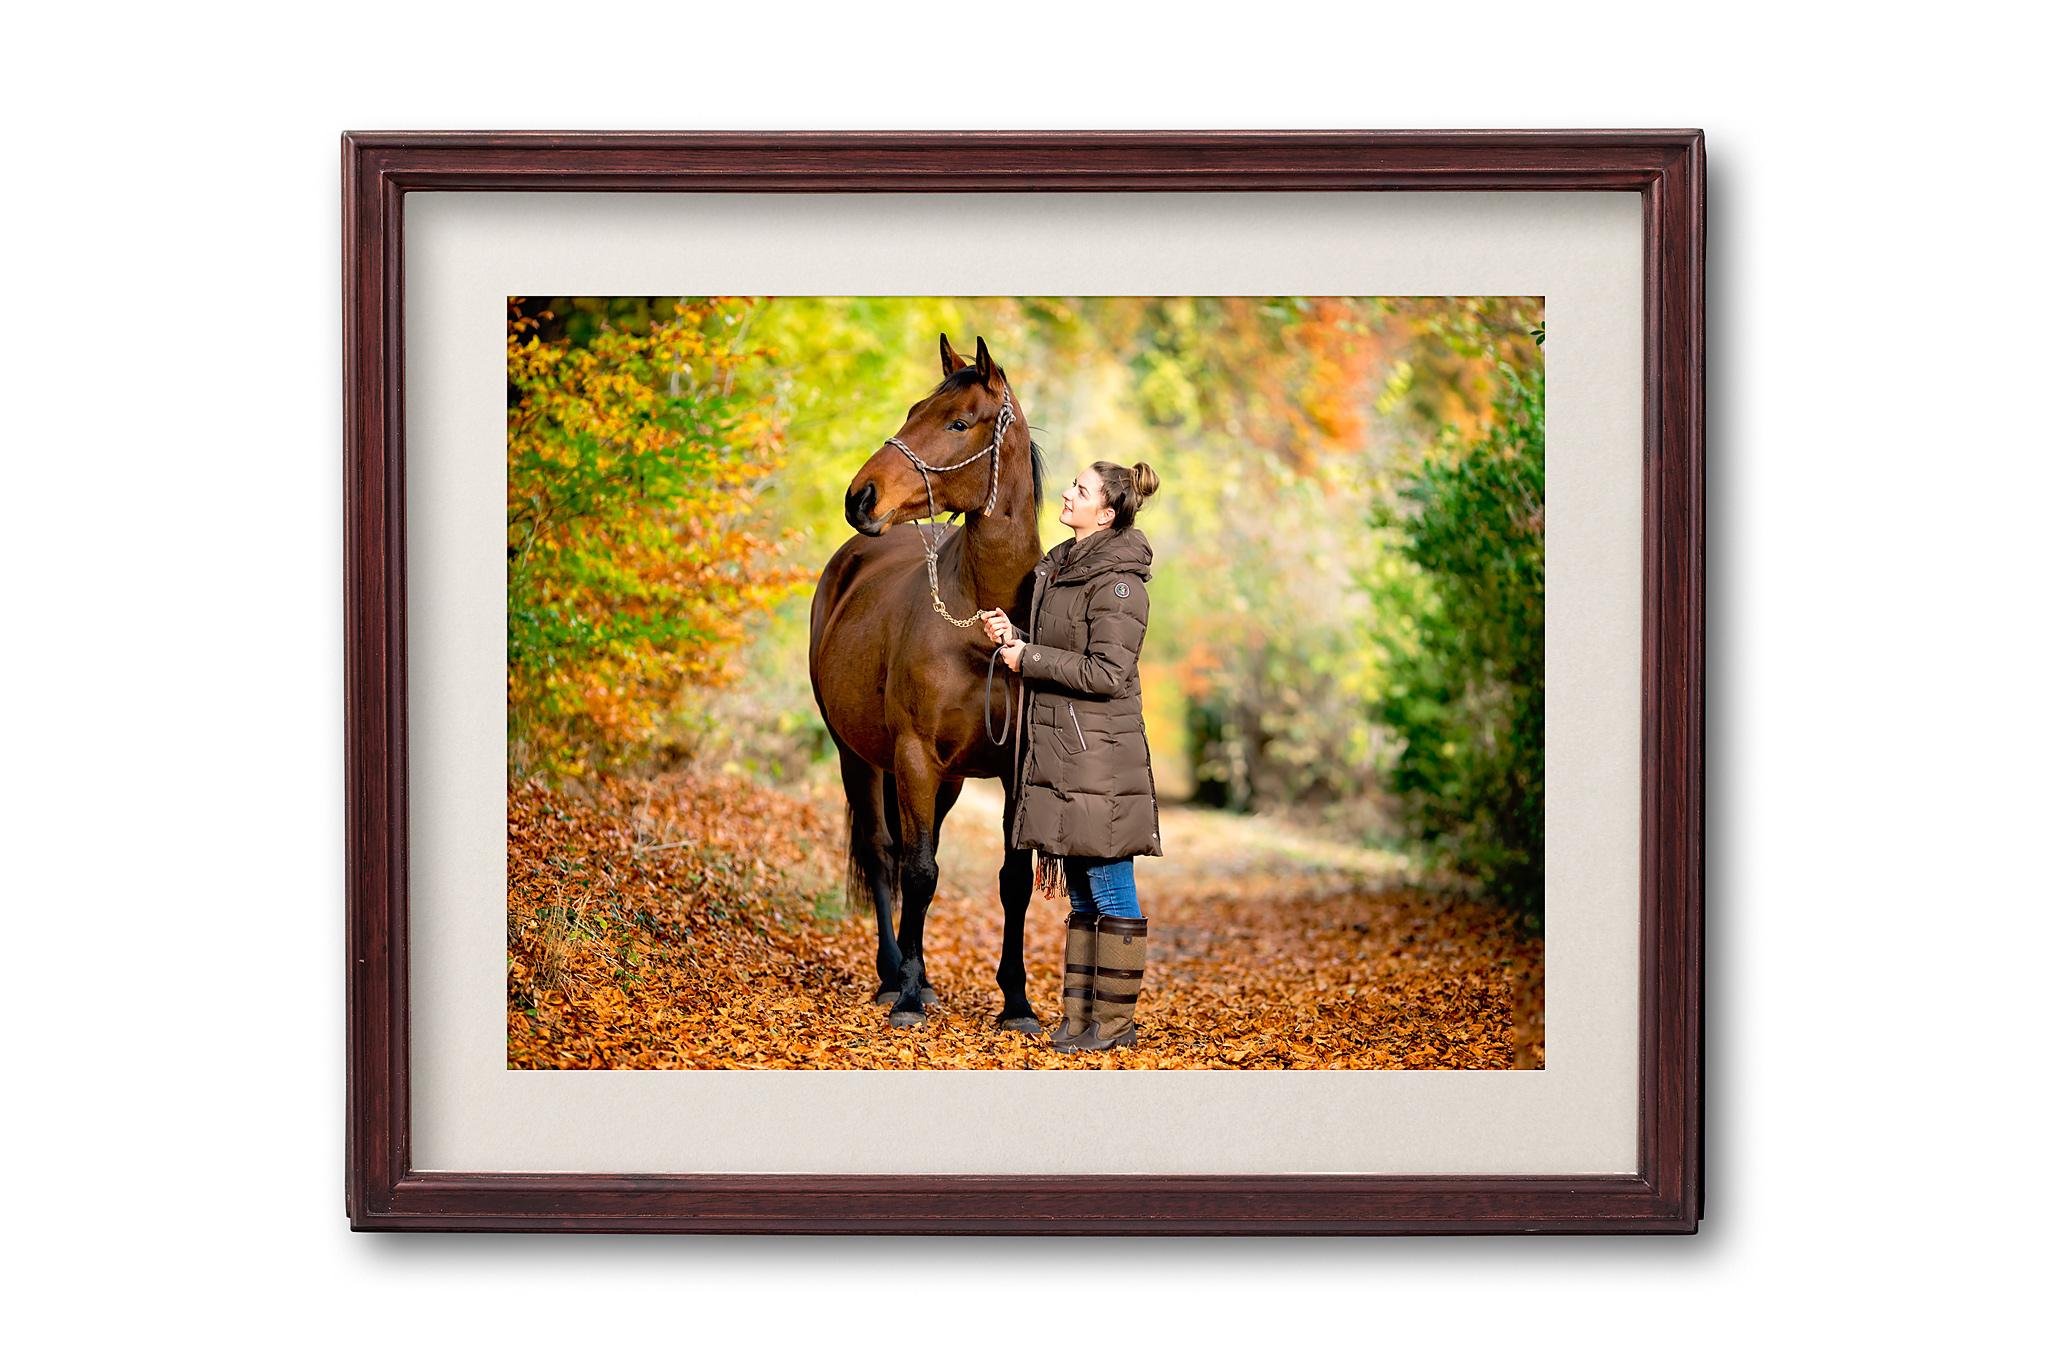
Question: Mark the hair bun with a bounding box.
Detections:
[1132,462,1161,500]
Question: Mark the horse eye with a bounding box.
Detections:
[948,419,969,431]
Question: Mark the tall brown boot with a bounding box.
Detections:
[1062,913,1146,1052]
[1049,910,1098,1045]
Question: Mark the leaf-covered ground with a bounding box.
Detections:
[509,769,1543,1069]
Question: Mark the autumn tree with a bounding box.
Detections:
[507,298,811,777]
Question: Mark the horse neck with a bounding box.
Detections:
[955,413,1041,608]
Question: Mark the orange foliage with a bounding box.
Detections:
[509,771,1542,1070]
[507,298,811,776]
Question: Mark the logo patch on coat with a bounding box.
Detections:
[1113,580,1130,598]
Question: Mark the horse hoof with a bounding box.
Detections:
[874,986,938,1007]
[999,1016,1044,1035]
[888,1009,927,1029]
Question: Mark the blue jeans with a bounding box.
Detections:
[1065,855,1143,920]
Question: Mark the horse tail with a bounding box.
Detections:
[842,816,879,921]
[833,744,891,923]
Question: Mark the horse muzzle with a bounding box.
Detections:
[845,479,887,536]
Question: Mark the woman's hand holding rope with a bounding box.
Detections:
[979,609,1026,672]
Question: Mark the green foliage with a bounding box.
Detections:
[507,299,810,777]
[1368,360,1545,922]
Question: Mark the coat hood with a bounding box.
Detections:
[1048,525,1154,583]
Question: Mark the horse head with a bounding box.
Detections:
[844,334,1016,536]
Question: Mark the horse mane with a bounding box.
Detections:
[925,367,1045,513]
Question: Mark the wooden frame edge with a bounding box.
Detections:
[343,129,1704,1234]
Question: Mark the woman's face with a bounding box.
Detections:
[1059,468,1112,533]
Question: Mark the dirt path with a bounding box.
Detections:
[508,770,1542,1069]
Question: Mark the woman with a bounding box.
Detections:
[981,460,1164,1053]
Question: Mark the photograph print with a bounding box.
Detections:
[506,294,1545,1070]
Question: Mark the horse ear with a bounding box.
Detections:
[974,336,1005,389]
[939,333,968,377]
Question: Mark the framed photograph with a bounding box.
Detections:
[345,129,1703,1233]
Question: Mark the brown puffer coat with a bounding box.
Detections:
[1008,525,1163,864]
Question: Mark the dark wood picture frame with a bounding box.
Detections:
[344,129,1704,1234]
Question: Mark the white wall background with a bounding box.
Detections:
[8,2,2038,1357]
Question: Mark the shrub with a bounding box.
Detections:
[1368,361,1544,922]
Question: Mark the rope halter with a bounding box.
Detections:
[885,388,1017,523]
[885,389,1018,629]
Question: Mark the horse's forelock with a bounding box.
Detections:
[924,366,993,401]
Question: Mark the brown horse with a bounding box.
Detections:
[808,334,1047,1030]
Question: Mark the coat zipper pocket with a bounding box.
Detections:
[1066,701,1088,750]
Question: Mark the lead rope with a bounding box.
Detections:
[982,641,1013,745]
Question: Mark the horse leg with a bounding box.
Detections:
[917,776,965,1000]
[994,775,1043,1032]
[869,769,942,1004]
[836,741,905,1001]
[885,744,946,1028]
